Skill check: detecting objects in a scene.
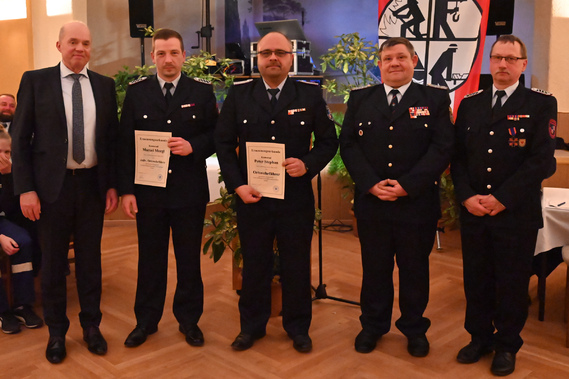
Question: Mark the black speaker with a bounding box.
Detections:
[486,0,515,35]
[129,0,154,38]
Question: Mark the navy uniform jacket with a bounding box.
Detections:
[340,82,454,223]
[215,77,338,211]
[451,85,557,229]
[11,64,117,203]
[117,74,217,208]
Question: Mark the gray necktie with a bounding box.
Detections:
[164,82,174,105]
[71,73,85,164]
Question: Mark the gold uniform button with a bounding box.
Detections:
[489,131,494,135]
[388,144,393,149]
[271,120,276,125]
[300,121,305,125]
[487,184,492,189]
[271,136,276,140]
[143,115,148,119]
[359,122,363,126]
[487,167,492,172]
[192,115,196,119]
[388,163,393,167]
[168,169,172,174]
[167,120,172,124]
[488,149,493,154]
[424,124,428,128]
[243,119,247,124]
[520,128,525,133]
[389,126,394,130]
[368,121,371,125]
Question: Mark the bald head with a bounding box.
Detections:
[57,21,92,73]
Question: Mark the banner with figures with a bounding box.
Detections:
[378,0,491,114]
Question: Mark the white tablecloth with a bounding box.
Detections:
[534,187,569,256]
[206,156,225,202]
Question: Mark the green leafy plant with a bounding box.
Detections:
[320,32,380,103]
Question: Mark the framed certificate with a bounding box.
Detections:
[134,130,172,187]
[246,142,285,199]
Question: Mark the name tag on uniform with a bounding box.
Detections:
[507,115,530,121]
[409,107,430,119]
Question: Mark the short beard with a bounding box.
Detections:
[0,113,13,123]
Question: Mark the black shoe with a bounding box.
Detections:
[354,330,381,353]
[46,336,66,364]
[13,305,43,329]
[291,334,312,353]
[231,332,265,351]
[407,335,430,357]
[491,351,516,376]
[124,325,158,347]
[83,326,107,355]
[179,324,204,347]
[457,341,494,364]
[0,311,21,334]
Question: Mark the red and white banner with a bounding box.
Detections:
[378,0,491,114]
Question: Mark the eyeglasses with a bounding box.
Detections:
[258,49,293,58]
[489,55,526,64]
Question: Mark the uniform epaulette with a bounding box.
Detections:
[464,89,483,98]
[234,79,253,86]
[298,80,318,86]
[129,76,148,85]
[427,83,448,90]
[531,87,552,96]
[350,84,373,91]
[193,77,212,85]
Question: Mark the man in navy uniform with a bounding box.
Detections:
[118,28,217,348]
[215,31,337,353]
[340,37,454,357]
[452,35,557,376]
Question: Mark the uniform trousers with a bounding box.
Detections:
[134,204,205,329]
[357,217,436,338]
[38,168,105,337]
[0,217,35,312]
[236,201,314,337]
[460,218,537,353]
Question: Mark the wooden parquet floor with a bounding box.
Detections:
[2,221,569,378]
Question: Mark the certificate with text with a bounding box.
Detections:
[246,142,285,200]
[134,130,172,188]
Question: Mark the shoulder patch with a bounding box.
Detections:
[193,77,212,85]
[298,80,318,86]
[464,89,483,98]
[427,83,448,90]
[350,84,373,92]
[531,87,552,96]
[129,76,148,85]
[234,79,253,86]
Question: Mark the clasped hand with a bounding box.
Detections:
[369,179,408,201]
[463,194,506,216]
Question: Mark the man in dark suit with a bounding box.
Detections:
[11,21,118,364]
[118,28,217,348]
[215,31,337,353]
[452,35,557,376]
[340,37,454,357]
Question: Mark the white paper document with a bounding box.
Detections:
[134,130,172,188]
[246,142,285,200]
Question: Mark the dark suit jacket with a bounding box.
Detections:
[215,77,338,211]
[117,74,217,208]
[340,82,454,223]
[452,86,558,229]
[11,64,118,203]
